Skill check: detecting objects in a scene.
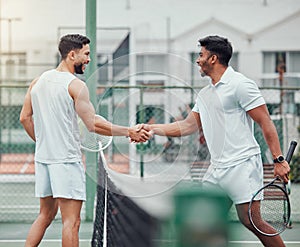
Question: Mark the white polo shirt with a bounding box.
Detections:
[192,67,265,168]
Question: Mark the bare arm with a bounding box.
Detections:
[68,79,150,142]
[248,104,290,182]
[19,78,39,141]
[145,111,201,137]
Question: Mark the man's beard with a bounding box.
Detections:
[199,67,207,77]
[74,63,84,74]
[200,70,206,77]
[199,60,209,77]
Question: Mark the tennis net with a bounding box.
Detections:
[91,148,229,247]
[92,151,164,247]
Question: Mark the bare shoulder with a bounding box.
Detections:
[68,78,87,99]
[28,77,40,91]
[69,78,86,89]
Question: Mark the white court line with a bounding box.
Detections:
[0,239,90,243]
[0,205,39,209]
[0,174,35,183]
[1,240,300,244]
[229,241,300,244]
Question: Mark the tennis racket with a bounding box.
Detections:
[248,140,297,236]
[78,115,113,152]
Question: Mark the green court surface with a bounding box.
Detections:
[0,220,93,247]
[0,221,299,247]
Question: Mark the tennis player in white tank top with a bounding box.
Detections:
[20,34,152,247]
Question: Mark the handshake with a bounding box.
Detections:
[128,124,154,143]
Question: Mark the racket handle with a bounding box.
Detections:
[286,140,297,163]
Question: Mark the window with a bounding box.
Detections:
[97,54,109,84]
[263,52,286,73]
[136,54,167,87]
[262,51,300,86]
[136,54,167,74]
[289,52,300,73]
[1,52,27,81]
[262,51,300,114]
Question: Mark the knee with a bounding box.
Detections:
[38,210,57,227]
[63,217,81,232]
[238,213,253,231]
[74,217,81,230]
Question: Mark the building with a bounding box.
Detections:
[1,0,300,152]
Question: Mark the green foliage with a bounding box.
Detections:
[290,154,300,183]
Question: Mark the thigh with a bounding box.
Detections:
[58,198,83,222]
[48,162,86,201]
[202,166,233,211]
[219,155,264,205]
[39,196,59,218]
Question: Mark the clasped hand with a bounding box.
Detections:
[128,124,152,143]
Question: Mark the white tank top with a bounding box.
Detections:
[31,69,82,163]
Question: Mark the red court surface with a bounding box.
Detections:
[0,153,129,174]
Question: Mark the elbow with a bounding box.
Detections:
[19,115,26,125]
[86,123,96,133]
[87,126,95,133]
[81,119,96,133]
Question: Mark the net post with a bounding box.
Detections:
[85,0,97,222]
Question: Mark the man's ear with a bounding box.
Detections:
[68,50,76,61]
[211,54,218,64]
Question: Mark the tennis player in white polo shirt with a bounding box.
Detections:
[141,35,290,247]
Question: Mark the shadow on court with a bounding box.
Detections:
[0,221,299,247]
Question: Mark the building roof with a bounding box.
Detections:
[99,0,300,40]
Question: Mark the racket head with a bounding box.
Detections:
[248,179,291,236]
[78,115,113,152]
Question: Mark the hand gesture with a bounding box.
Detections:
[128,125,153,143]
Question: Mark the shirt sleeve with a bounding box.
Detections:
[192,101,199,113]
[236,80,265,111]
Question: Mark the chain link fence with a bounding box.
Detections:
[0,84,300,222]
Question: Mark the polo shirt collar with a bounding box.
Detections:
[212,66,234,87]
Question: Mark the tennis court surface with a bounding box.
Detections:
[0,221,299,247]
[1,151,300,247]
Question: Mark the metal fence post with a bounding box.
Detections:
[139,86,144,178]
[85,0,97,221]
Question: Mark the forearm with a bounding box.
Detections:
[149,122,180,137]
[149,120,196,137]
[93,116,149,142]
[261,120,282,158]
[95,120,129,136]
[249,105,290,182]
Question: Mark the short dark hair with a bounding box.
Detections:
[58,34,90,59]
[198,35,232,66]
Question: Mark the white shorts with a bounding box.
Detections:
[202,154,263,204]
[35,161,86,201]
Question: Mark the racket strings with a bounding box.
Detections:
[250,185,289,235]
[81,130,111,150]
[78,116,113,152]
